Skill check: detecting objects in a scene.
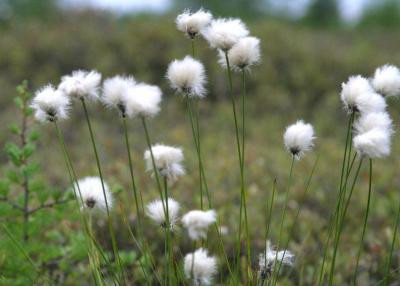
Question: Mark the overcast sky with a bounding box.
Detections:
[61,0,371,22]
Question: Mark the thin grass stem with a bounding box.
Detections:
[353,158,373,285]
[80,98,125,285]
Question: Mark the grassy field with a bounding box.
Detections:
[1,13,400,285]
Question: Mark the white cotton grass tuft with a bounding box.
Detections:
[31,85,70,123]
[124,83,162,118]
[218,36,261,71]
[258,240,294,279]
[176,9,212,39]
[102,75,136,114]
[372,64,400,97]
[340,75,386,114]
[75,176,112,214]
[146,198,180,229]
[184,248,217,286]
[181,210,217,240]
[166,56,207,98]
[59,70,101,100]
[354,112,393,135]
[144,144,185,182]
[283,120,315,159]
[353,129,392,158]
[202,18,249,51]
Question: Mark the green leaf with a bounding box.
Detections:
[0,179,10,196]
[28,129,40,142]
[51,188,63,201]
[25,107,33,117]
[13,97,23,109]
[22,143,36,159]
[8,124,21,136]
[5,143,22,166]
[38,190,49,205]
[22,162,39,178]
[6,170,21,184]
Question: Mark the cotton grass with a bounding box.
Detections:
[283,120,315,159]
[182,209,216,240]
[176,9,212,39]
[102,75,136,114]
[218,36,261,71]
[202,18,249,51]
[75,176,113,214]
[144,144,185,182]
[59,70,101,100]
[184,248,217,286]
[31,85,70,123]
[167,56,206,98]
[372,64,400,97]
[146,198,180,229]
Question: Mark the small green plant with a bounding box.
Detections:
[0,81,74,285]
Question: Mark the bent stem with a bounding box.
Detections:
[80,98,125,284]
[328,158,364,286]
[353,159,373,285]
[383,191,400,286]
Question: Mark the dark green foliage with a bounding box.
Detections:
[0,81,80,284]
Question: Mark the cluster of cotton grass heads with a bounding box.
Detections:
[29,7,400,286]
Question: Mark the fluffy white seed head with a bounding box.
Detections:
[144,144,185,182]
[74,176,112,214]
[258,240,294,280]
[59,70,101,100]
[283,120,315,159]
[176,9,212,39]
[354,112,393,135]
[124,83,162,118]
[202,18,249,51]
[372,64,400,97]
[184,248,217,286]
[218,36,261,71]
[102,75,136,114]
[146,198,180,229]
[340,75,386,114]
[31,85,70,123]
[353,129,392,158]
[181,210,217,240]
[167,56,207,98]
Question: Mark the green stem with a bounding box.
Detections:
[80,98,125,285]
[191,39,195,57]
[163,177,173,286]
[383,191,400,285]
[318,113,354,285]
[186,98,204,209]
[54,121,108,284]
[269,156,295,284]
[122,116,144,216]
[328,158,364,286]
[225,50,246,281]
[141,117,165,208]
[241,69,251,270]
[272,156,319,285]
[353,159,373,285]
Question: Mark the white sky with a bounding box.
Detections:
[61,0,371,21]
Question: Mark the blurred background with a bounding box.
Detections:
[1,0,400,285]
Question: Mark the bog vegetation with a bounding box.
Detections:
[1,6,400,286]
